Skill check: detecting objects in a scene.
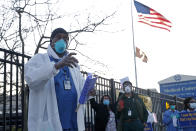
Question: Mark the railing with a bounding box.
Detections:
[0,48,184,131]
[81,73,184,131]
[0,48,30,131]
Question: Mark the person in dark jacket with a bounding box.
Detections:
[89,91,117,131]
[117,79,148,131]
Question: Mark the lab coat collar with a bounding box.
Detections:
[47,44,60,60]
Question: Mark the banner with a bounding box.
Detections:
[139,95,152,112]
[144,123,153,131]
[178,111,196,128]
[76,74,97,112]
[79,74,97,104]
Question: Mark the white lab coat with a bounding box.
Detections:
[24,46,85,131]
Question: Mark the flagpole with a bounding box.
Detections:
[130,0,138,87]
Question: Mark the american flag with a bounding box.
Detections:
[134,1,172,31]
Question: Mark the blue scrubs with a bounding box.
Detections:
[50,56,78,131]
[163,109,179,131]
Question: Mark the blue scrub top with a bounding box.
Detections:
[49,56,78,131]
[163,109,179,131]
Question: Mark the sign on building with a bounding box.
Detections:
[159,74,196,99]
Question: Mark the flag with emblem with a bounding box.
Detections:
[136,47,148,63]
[136,47,143,58]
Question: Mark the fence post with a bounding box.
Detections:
[174,95,177,104]
[174,95,177,110]
[24,86,29,131]
[147,89,151,97]
[110,79,115,104]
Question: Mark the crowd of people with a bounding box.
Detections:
[88,89,196,131]
[24,27,196,131]
[163,97,196,131]
[88,77,149,131]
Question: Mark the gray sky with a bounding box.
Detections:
[22,0,196,92]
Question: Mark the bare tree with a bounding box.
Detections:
[0,0,115,74]
[0,1,115,130]
[0,0,116,98]
[0,0,116,88]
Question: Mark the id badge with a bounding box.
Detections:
[64,80,71,90]
[128,110,132,116]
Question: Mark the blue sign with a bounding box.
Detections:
[144,123,153,131]
[160,80,196,99]
[79,74,97,104]
[178,111,196,128]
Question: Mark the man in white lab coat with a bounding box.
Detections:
[24,28,85,131]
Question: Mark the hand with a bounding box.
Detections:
[88,89,96,96]
[55,53,78,69]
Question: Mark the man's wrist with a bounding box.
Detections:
[55,63,60,70]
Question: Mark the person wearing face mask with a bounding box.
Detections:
[180,97,196,131]
[24,28,85,131]
[162,101,179,131]
[117,77,148,131]
[88,91,117,131]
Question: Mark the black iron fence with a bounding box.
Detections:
[0,48,30,131]
[0,48,184,131]
[82,73,185,131]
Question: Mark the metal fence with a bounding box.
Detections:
[0,48,185,131]
[0,48,31,131]
[82,75,185,131]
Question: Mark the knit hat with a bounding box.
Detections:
[120,77,132,87]
[50,28,69,43]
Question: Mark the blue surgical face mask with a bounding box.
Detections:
[170,105,175,110]
[190,103,196,109]
[103,99,110,105]
[54,39,67,54]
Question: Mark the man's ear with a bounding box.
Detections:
[50,42,55,48]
